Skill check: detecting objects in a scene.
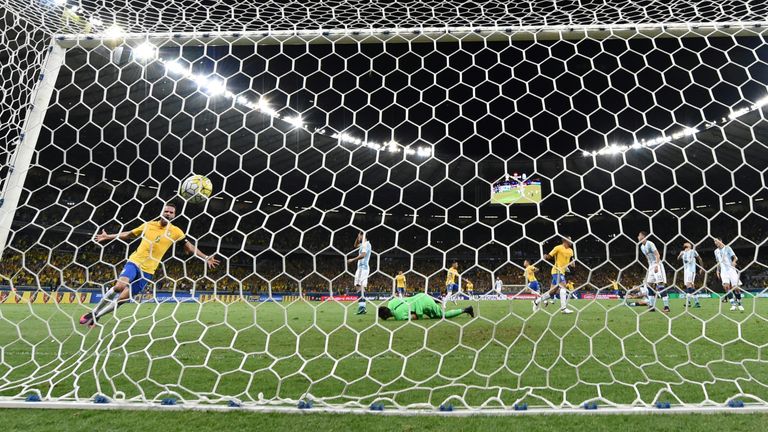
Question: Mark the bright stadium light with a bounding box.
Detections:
[284,115,304,129]
[53,0,67,6]
[203,79,227,96]
[132,42,157,62]
[88,17,103,26]
[164,60,187,75]
[103,25,124,39]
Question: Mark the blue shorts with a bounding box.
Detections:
[119,262,153,296]
[551,274,566,286]
[686,287,695,294]
[447,283,458,293]
[528,281,541,292]
[397,287,405,294]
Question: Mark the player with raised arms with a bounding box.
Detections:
[677,242,704,308]
[347,231,372,315]
[714,237,743,312]
[533,236,575,314]
[638,231,669,313]
[445,261,459,305]
[378,292,474,321]
[82,202,220,327]
[395,270,406,298]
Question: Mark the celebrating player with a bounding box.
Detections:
[677,242,704,308]
[639,231,668,313]
[534,237,575,314]
[348,231,372,315]
[82,203,219,327]
[395,270,407,298]
[522,260,546,307]
[378,292,474,321]
[445,262,459,305]
[714,237,743,311]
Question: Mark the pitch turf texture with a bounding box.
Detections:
[3,409,768,432]
[1,298,767,410]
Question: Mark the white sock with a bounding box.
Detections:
[536,292,551,305]
[92,288,117,315]
[663,296,670,308]
[648,296,656,308]
[94,300,118,320]
[559,288,568,309]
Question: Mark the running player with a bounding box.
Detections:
[395,271,407,298]
[82,203,219,327]
[714,237,743,311]
[534,237,575,314]
[678,242,703,308]
[639,231,668,313]
[522,259,544,308]
[445,262,459,305]
[378,292,474,321]
[348,231,372,314]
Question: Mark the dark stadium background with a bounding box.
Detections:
[2,29,767,294]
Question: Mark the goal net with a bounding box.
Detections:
[1,1,768,413]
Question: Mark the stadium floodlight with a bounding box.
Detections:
[164,60,187,75]
[52,0,67,6]
[103,24,124,39]
[203,79,227,96]
[132,42,157,62]
[284,115,304,129]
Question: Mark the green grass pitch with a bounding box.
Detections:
[490,185,542,204]
[1,298,767,411]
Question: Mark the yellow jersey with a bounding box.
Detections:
[395,274,406,288]
[524,265,537,282]
[128,221,185,274]
[612,281,619,291]
[446,267,459,285]
[548,244,573,275]
[565,281,574,290]
[465,281,473,291]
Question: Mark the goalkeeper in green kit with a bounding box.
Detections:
[378,293,474,321]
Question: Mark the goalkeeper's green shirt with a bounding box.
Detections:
[387,293,442,320]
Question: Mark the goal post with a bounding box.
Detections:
[1,2,768,415]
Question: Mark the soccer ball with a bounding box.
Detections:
[180,175,213,203]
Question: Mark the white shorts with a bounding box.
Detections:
[684,270,695,285]
[645,263,667,285]
[354,268,369,288]
[639,286,649,297]
[720,268,739,287]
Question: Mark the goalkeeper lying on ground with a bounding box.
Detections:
[378,293,474,321]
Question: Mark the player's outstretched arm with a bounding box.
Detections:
[184,240,220,269]
[94,229,135,243]
[697,255,705,274]
[347,250,367,264]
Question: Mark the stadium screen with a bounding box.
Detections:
[490,175,543,205]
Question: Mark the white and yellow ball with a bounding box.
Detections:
[180,175,213,203]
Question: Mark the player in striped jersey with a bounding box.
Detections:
[534,237,575,314]
[445,262,460,305]
[639,231,668,313]
[395,271,406,298]
[714,237,743,311]
[493,276,504,296]
[347,232,372,315]
[677,242,703,308]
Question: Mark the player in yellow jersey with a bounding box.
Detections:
[521,259,546,306]
[533,236,575,314]
[464,279,474,298]
[395,271,407,297]
[445,262,459,305]
[80,203,219,327]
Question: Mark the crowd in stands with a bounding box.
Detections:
[2,232,766,296]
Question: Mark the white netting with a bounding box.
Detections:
[1,1,768,413]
